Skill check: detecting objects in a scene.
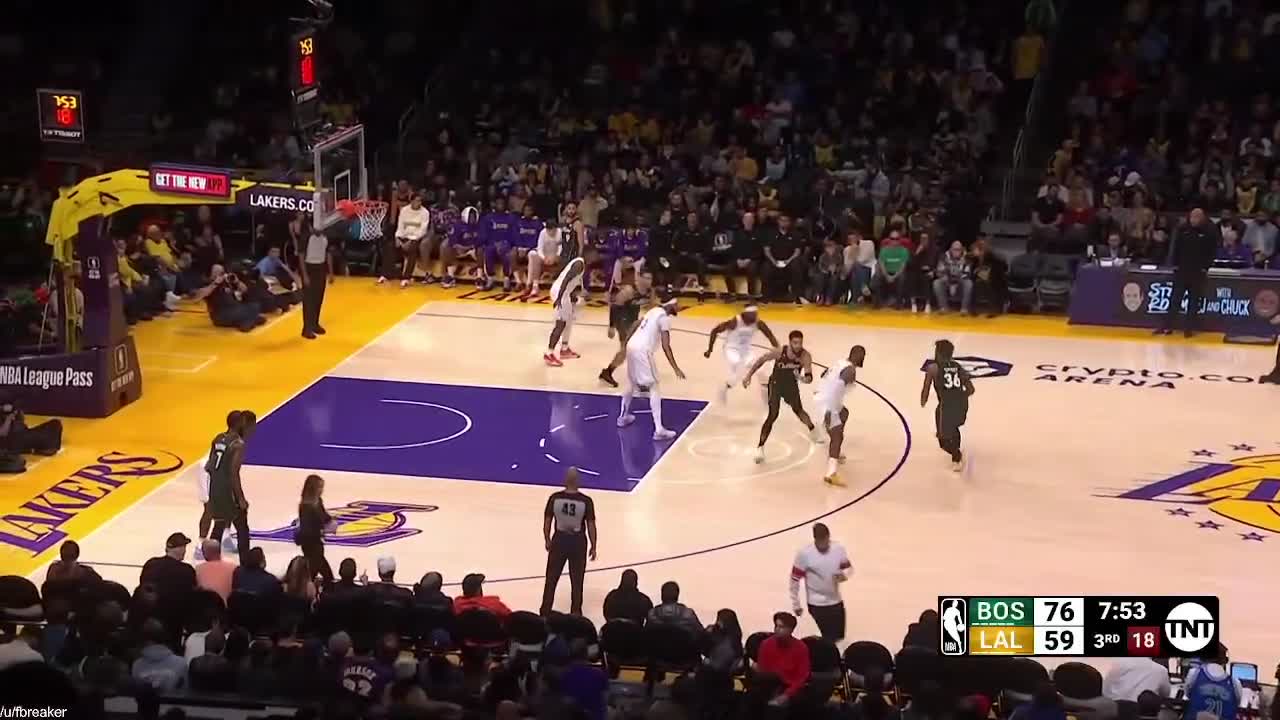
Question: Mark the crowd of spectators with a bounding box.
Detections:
[0,532,1269,720]
[1031,0,1280,270]
[370,0,1031,312]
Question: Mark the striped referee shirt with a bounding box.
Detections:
[544,490,595,534]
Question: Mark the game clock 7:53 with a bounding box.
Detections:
[37,88,85,143]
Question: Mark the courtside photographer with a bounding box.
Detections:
[193,264,266,332]
[0,397,63,473]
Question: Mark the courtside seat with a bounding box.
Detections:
[601,618,648,676]
[1001,655,1051,707]
[1053,661,1104,701]
[549,612,601,659]
[0,575,42,622]
[226,590,281,636]
[312,588,372,637]
[506,610,548,658]
[1007,253,1042,312]
[1037,254,1077,310]
[642,622,703,687]
[410,603,455,647]
[454,607,507,650]
[844,640,894,691]
[743,631,770,667]
[182,589,226,634]
[803,636,845,702]
[891,645,940,699]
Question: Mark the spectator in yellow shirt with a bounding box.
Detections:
[731,147,760,182]
[143,225,181,293]
[115,237,164,323]
[607,106,639,143]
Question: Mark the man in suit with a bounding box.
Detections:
[1156,208,1219,338]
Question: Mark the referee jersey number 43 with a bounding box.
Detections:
[546,491,595,534]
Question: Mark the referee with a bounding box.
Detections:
[540,467,597,616]
[301,218,332,340]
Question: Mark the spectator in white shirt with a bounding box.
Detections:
[789,523,851,641]
[385,194,430,288]
[1103,657,1172,702]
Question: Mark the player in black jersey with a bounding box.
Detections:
[196,410,242,559]
[920,339,975,471]
[206,409,257,566]
[599,268,656,387]
[743,330,824,463]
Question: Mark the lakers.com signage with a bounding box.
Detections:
[239,185,315,214]
[0,452,183,554]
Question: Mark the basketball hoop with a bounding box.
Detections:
[337,198,388,242]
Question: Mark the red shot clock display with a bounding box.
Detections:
[37,88,85,143]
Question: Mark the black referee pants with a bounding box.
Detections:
[809,602,846,642]
[302,262,327,333]
[540,532,587,616]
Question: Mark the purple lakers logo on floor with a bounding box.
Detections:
[249,500,438,547]
[1108,444,1278,542]
[244,377,705,491]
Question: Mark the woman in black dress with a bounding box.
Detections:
[295,474,334,585]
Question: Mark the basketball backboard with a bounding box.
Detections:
[312,124,368,229]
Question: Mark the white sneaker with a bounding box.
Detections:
[911,305,919,314]
[616,414,636,428]
[924,305,932,314]
[753,446,764,464]
[810,427,827,444]
[377,276,387,284]
[653,427,676,441]
[952,458,964,473]
[400,279,410,288]
[164,292,181,311]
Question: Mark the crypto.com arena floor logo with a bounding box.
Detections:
[917,356,1014,379]
[1109,446,1280,542]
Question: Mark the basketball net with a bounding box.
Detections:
[340,199,389,242]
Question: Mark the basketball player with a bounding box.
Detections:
[196,410,242,560]
[599,268,656,388]
[207,410,256,567]
[704,306,779,404]
[920,339,974,471]
[813,345,866,488]
[540,466,597,616]
[440,206,482,289]
[525,217,563,299]
[743,330,824,464]
[511,204,545,293]
[620,298,687,440]
[480,196,517,291]
[545,256,586,367]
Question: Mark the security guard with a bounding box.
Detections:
[539,467,597,616]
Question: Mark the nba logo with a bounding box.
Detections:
[940,598,968,656]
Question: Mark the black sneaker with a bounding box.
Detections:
[1153,328,1172,336]
[503,277,513,293]
[598,368,618,388]
[441,276,456,289]
[1259,372,1280,384]
[314,326,327,335]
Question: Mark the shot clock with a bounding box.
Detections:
[938,596,1219,658]
[290,28,321,128]
[37,88,85,143]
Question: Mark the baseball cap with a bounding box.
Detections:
[462,573,485,593]
[377,556,396,575]
[1124,171,1142,187]
[166,532,191,549]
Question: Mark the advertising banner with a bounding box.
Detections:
[1069,266,1280,336]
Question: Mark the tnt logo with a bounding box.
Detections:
[920,356,1013,379]
[1163,602,1216,653]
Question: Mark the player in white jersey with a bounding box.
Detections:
[619,298,686,440]
[814,345,865,487]
[544,257,586,367]
[703,306,779,404]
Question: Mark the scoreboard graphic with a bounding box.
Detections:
[939,596,1218,658]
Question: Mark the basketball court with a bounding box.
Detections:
[13,124,1278,671]
[8,290,1274,667]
